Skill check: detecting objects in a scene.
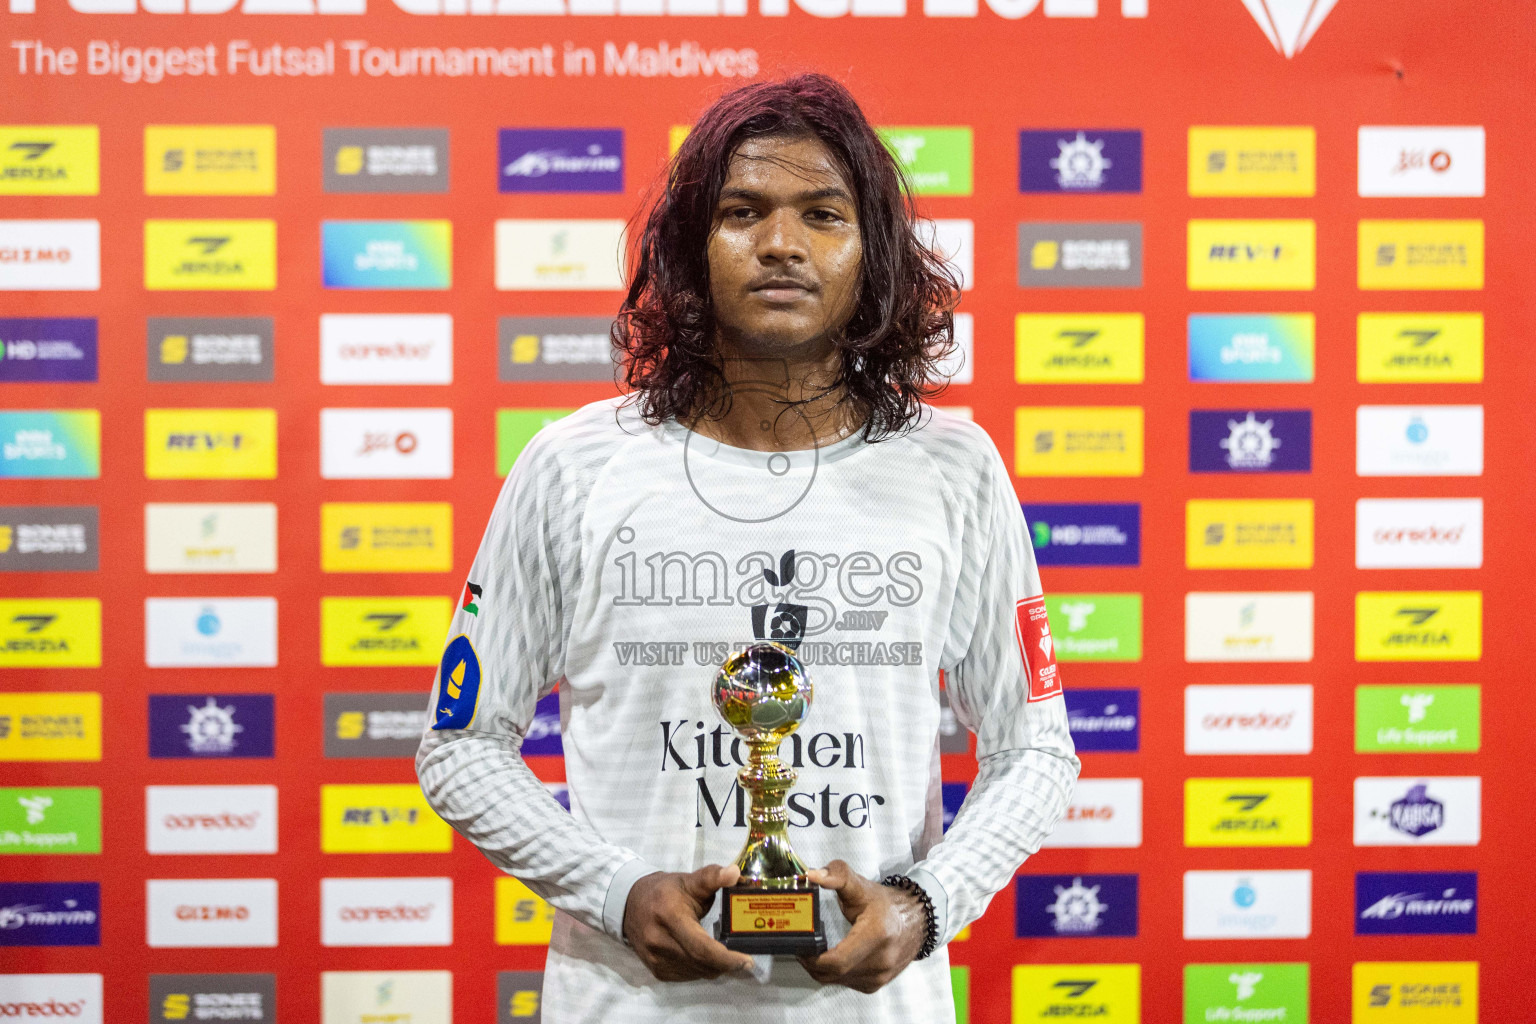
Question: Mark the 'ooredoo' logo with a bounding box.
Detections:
[338,903,434,922]
[0,998,87,1016]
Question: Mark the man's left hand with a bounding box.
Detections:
[798,860,927,993]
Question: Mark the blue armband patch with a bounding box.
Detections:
[432,634,482,730]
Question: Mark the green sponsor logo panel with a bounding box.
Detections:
[877,127,973,196]
[951,965,969,1023]
[496,409,575,477]
[1355,685,1480,752]
[0,786,101,853]
[1185,962,1308,1024]
[1045,593,1142,662]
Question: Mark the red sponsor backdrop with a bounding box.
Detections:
[5,0,1535,1019]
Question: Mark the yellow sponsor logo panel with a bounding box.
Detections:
[1188,219,1316,290]
[1352,962,1477,1022]
[144,125,276,195]
[496,876,557,945]
[144,219,277,291]
[1185,777,1313,847]
[1188,126,1316,197]
[1356,592,1481,662]
[320,783,452,853]
[1358,220,1483,291]
[0,692,101,761]
[320,596,452,667]
[1187,499,1314,569]
[1357,313,1483,383]
[1015,314,1144,384]
[144,408,277,480]
[0,126,99,195]
[1012,964,1140,1023]
[668,126,691,158]
[1015,407,1144,477]
[320,503,454,574]
[0,598,102,668]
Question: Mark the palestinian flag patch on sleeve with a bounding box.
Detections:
[461,581,482,616]
[1015,595,1062,702]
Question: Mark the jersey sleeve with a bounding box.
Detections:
[427,427,568,737]
[416,427,657,940]
[907,427,1080,944]
[936,426,1074,753]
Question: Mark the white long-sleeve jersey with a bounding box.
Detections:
[415,395,1080,1024]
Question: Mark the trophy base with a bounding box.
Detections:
[715,885,827,956]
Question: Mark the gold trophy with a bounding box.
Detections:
[711,640,828,955]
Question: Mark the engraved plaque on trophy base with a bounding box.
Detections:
[717,885,826,956]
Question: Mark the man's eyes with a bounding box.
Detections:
[722,207,844,222]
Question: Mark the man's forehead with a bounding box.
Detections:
[722,136,852,195]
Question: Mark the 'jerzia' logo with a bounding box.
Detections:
[750,549,807,651]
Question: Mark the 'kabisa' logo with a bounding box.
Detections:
[1240,0,1339,57]
[1016,874,1137,938]
[499,129,623,193]
[149,694,275,759]
[1377,783,1444,838]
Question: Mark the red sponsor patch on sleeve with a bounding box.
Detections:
[1015,595,1062,702]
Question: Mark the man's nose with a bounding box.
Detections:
[757,207,809,263]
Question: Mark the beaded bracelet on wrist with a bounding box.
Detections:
[881,873,939,961]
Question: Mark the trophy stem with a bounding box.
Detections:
[732,737,809,887]
[711,642,827,954]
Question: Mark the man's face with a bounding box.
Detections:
[707,134,864,355]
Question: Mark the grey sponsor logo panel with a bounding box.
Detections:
[324,692,431,758]
[323,128,450,194]
[149,973,276,1024]
[498,317,619,382]
[1017,221,1143,288]
[147,317,274,382]
[0,505,98,571]
[497,971,544,1024]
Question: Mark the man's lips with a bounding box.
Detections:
[751,281,813,302]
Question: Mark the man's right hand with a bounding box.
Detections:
[622,864,756,982]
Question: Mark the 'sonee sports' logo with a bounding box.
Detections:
[432,635,481,730]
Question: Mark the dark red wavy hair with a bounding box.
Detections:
[612,72,962,443]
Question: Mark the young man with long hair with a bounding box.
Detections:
[417,73,1079,1022]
